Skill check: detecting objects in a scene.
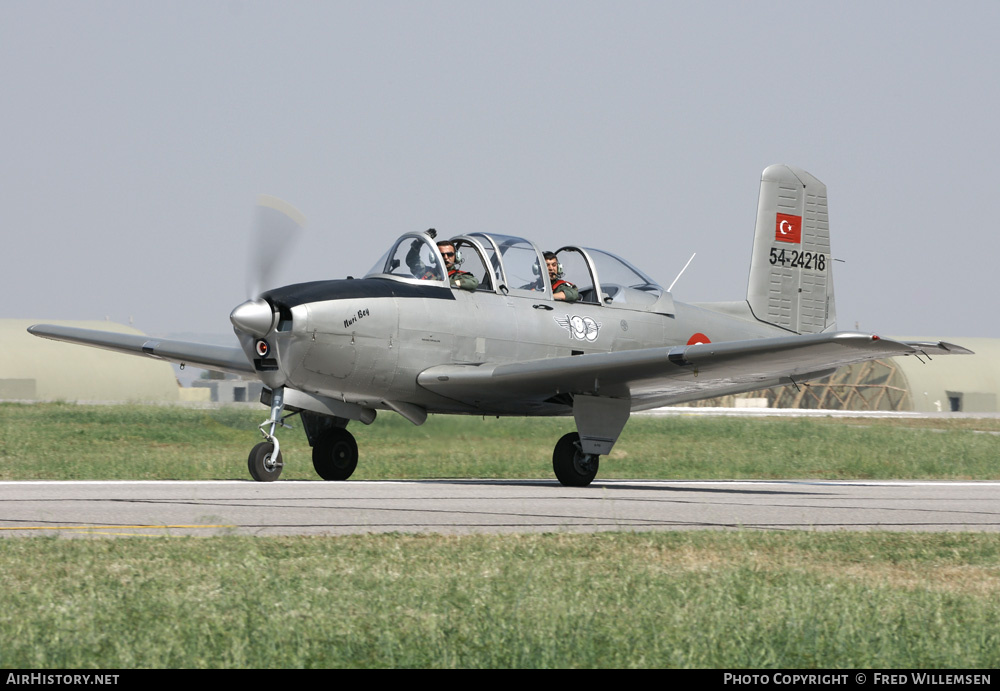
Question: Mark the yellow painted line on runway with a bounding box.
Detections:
[72,531,197,537]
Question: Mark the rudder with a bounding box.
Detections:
[746,164,836,334]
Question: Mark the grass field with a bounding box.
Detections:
[3,402,1000,481]
[1,403,998,668]
[1,532,998,668]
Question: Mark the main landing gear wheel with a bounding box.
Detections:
[312,428,359,481]
[552,432,599,487]
[248,441,283,482]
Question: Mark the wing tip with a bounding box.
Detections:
[27,323,53,337]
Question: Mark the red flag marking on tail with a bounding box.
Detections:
[775,213,802,244]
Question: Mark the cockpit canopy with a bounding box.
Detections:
[365,231,671,311]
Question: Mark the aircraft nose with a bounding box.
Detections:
[230,298,275,337]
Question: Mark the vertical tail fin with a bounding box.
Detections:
[746,164,836,334]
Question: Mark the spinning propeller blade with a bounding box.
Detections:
[246,194,306,299]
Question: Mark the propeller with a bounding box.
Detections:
[245,194,307,300]
[231,195,306,339]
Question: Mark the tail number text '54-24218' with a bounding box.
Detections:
[769,248,826,271]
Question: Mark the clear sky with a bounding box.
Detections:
[4,1,998,341]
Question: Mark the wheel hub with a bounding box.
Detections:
[573,450,597,475]
[263,452,282,472]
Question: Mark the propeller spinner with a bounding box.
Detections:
[230,297,275,338]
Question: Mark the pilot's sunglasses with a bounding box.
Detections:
[441,252,455,257]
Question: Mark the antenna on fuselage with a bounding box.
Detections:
[668,253,696,293]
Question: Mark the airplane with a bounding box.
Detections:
[28,164,972,486]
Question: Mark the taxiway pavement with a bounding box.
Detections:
[2,479,998,537]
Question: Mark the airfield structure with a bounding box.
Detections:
[686,337,1000,413]
[2,320,179,402]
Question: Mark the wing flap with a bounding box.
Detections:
[417,332,970,408]
[28,324,255,376]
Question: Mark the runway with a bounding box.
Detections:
[2,479,998,537]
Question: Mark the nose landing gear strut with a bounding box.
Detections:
[248,386,295,482]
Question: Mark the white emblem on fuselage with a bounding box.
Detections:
[779,220,791,235]
[555,315,601,342]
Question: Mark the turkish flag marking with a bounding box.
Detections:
[775,213,802,244]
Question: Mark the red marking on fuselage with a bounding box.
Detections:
[687,333,710,345]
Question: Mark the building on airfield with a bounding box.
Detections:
[2,319,264,404]
[686,337,1000,413]
[2,319,180,402]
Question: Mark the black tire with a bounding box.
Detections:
[248,441,282,482]
[552,432,599,487]
[312,428,359,481]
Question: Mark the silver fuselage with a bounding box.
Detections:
[238,276,785,417]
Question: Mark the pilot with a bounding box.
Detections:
[406,229,478,291]
[544,252,578,303]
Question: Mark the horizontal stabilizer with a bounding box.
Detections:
[27,324,254,376]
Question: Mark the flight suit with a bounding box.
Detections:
[448,269,478,291]
[551,278,579,303]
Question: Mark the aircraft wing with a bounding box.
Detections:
[27,324,255,376]
[417,332,973,409]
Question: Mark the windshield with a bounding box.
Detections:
[365,249,391,277]
[365,234,446,283]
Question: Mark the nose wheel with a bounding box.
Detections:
[552,432,600,487]
[248,442,283,482]
[248,386,293,482]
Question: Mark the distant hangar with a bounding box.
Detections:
[688,337,1000,413]
[2,320,179,402]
